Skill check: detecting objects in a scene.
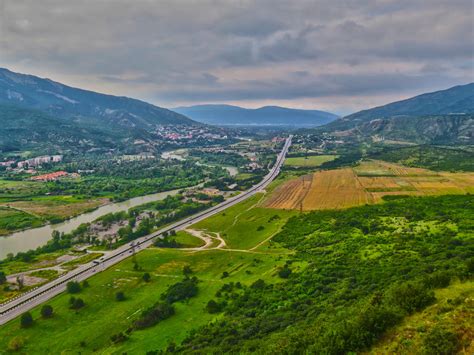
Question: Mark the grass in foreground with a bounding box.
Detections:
[0,248,290,353]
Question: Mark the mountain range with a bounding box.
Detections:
[327,83,474,144]
[173,104,339,126]
[0,68,193,128]
[331,83,474,130]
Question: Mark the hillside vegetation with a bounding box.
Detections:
[178,194,473,354]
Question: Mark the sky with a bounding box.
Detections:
[0,0,473,115]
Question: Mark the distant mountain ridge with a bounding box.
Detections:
[321,83,474,144]
[332,83,474,130]
[0,68,194,128]
[173,104,339,126]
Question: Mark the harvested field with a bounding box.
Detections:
[302,169,370,210]
[265,160,474,211]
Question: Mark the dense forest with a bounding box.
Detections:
[176,195,473,354]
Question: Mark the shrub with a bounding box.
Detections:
[386,281,435,314]
[278,265,292,279]
[41,305,54,318]
[66,281,81,294]
[116,291,126,301]
[423,326,459,355]
[69,297,85,310]
[0,271,6,285]
[143,272,151,282]
[206,300,222,314]
[20,312,33,328]
[134,302,175,329]
[161,277,198,303]
[424,271,452,289]
[8,337,25,351]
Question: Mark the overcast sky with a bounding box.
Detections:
[0,0,473,115]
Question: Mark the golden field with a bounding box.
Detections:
[265,160,474,211]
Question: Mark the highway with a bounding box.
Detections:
[0,135,292,325]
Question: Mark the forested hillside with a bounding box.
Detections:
[177,195,473,354]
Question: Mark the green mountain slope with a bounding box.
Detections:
[0,68,194,128]
[335,83,474,129]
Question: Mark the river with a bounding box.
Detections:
[0,188,182,259]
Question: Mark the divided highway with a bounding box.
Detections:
[0,136,292,325]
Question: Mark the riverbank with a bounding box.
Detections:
[0,188,184,259]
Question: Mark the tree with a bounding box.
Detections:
[70,297,85,310]
[0,271,6,285]
[143,272,151,282]
[116,291,126,301]
[41,305,54,318]
[278,265,292,279]
[206,300,222,314]
[66,281,81,294]
[221,271,229,279]
[20,312,33,328]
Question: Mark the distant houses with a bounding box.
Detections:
[31,171,68,181]
[17,155,63,169]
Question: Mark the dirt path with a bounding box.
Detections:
[181,229,227,250]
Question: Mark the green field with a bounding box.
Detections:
[0,207,43,235]
[173,231,206,248]
[0,248,291,353]
[192,193,297,250]
[284,155,337,167]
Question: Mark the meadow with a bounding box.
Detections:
[0,247,292,353]
[284,155,337,167]
[192,193,297,250]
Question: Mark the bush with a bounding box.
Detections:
[206,299,222,314]
[221,271,229,279]
[69,297,85,310]
[423,326,459,355]
[66,281,81,294]
[41,305,54,318]
[278,265,292,279]
[424,271,452,289]
[143,272,151,282]
[0,271,6,285]
[134,302,175,329]
[20,312,33,328]
[386,281,435,314]
[116,291,126,301]
[8,337,25,351]
[161,277,198,303]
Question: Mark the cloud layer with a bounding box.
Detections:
[1,0,473,114]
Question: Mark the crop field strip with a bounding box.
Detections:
[264,160,474,211]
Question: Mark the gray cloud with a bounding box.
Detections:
[0,0,473,113]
